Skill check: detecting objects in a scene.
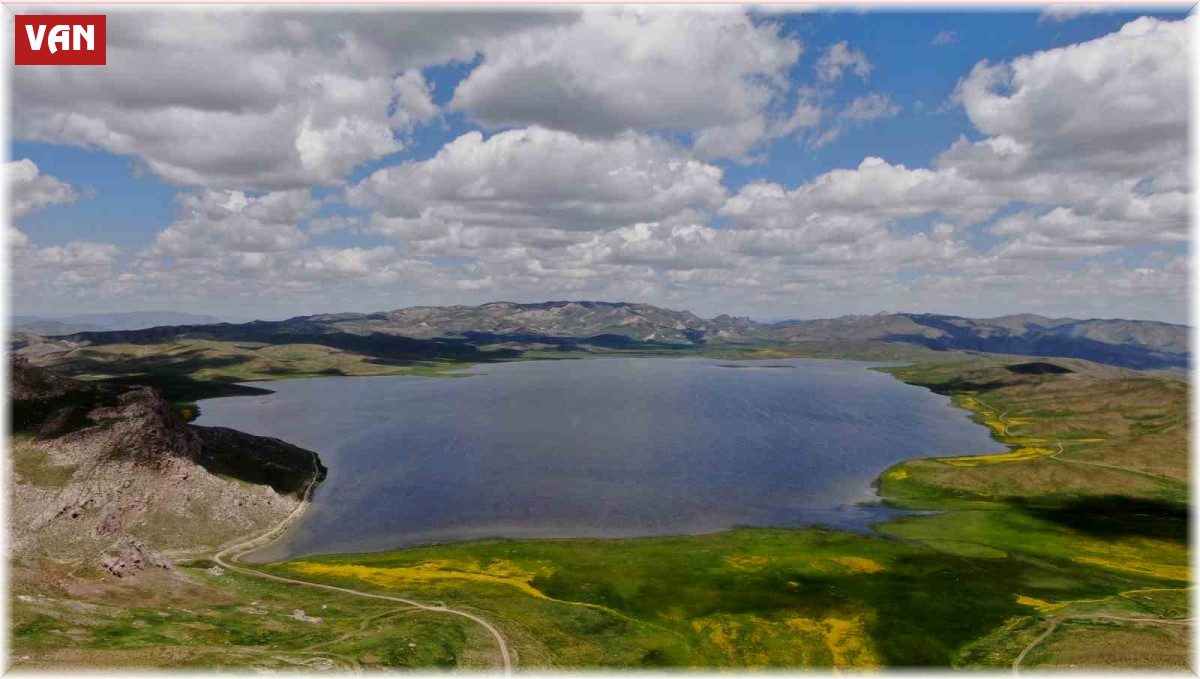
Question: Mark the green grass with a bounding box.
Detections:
[9,560,496,671]
[12,352,1191,670]
[11,436,78,488]
[263,519,1185,668]
[255,353,1190,669]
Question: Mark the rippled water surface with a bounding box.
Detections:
[195,357,1005,561]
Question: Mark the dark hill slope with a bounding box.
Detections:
[58,320,520,362]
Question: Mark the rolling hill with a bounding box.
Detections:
[12,301,1188,371]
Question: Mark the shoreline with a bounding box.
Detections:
[196,353,993,563]
[34,351,1184,670]
[208,450,515,674]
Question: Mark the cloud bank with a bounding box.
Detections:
[8,10,1191,324]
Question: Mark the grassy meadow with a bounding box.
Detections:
[10,351,1191,670]
[257,354,1190,669]
[10,557,500,670]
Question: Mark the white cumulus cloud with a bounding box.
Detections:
[11,9,556,190]
[349,127,728,236]
[815,41,872,81]
[450,9,804,161]
[7,159,87,219]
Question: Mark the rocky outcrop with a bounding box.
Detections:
[99,537,174,578]
[9,362,323,566]
[85,385,203,469]
[10,356,113,438]
[191,426,326,499]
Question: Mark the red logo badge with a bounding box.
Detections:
[15,15,106,66]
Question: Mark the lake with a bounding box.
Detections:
[195,357,1006,561]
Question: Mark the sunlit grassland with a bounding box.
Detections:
[265,521,1185,668]
[12,351,1190,670]
[877,357,1188,506]
[266,528,1032,668]
[9,558,498,670]
[258,354,1190,669]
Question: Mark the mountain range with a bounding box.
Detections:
[13,311,221,336]
[14,301,1188,370]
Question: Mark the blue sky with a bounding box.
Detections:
[8,6,1192,323]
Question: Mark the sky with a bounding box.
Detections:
[6,5,1192,324]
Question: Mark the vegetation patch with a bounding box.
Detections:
[289,560,553,600]
[11,437,78,488]
[937,446,1057,466]
[260,355,1188,669]
[1016,595,1068,614]
[11,351,1190,671]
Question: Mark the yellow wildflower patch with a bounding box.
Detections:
[749,349,797,359]
[953,395,982,410]
[937,447,1056,467]
[831,556,884,574]
[288,559,552,599]
[1016,595,1067,613]
[982,419,1007,435]
[690,611,879,669]
[886,469,908,481]
[1073,556,1189,582]
[725,555,770,572]
[785,614,880,669]
[691,616,750,660]
[1001,436,1052,445]
[1071,540,1190,582]
[823,616,880,669]
[951,394,1011,436]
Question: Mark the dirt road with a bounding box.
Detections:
[211,454,514,674]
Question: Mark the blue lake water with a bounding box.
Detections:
[194,357,1006,561]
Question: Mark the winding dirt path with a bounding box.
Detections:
[1012,619,1057,675]
[211,454,514,675]
[978,400,1176,480]
[968,400,1191,675]
[973,397,1008,436]
[1012,614,1194,674]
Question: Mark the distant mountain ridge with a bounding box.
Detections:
[768,312,1187,365]
[19,301,1188,370]
[13,311,221,336]
[309,301,756,344]
[307,301,1187,367]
